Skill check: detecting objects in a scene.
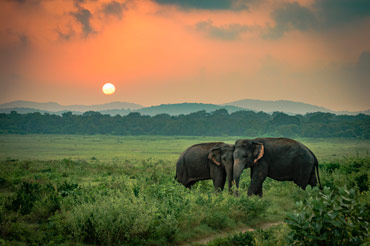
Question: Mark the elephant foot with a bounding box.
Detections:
[234,190,240,197]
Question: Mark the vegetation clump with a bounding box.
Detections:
[0,139,369,245]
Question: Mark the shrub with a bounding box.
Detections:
[342,160,364,174]
[57,181,79,197]
[65,193,158,245]
[208,231,255,246]
[285,186,369,245]
[9,182,40,215]
[320,162,340,173]
[230,194,269,223]
[355,174,368,192]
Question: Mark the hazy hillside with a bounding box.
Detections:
[1,100,369,116]
[225,99,334,115]
[0,108,85,115]
[136,103,249,116]
[0,101,143,112]
[0,108,50,114]
[0,108,133,116]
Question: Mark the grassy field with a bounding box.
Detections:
[1,134,369,161]
[0,135,369,245]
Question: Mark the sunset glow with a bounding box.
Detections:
[0,0,369,111]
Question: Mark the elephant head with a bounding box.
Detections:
[233,140,264,190]
[208,144,235,193]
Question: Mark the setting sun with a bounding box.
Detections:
[102,83,115,95]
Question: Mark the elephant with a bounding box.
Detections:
[175,142,234,193]
[233,138,322,196]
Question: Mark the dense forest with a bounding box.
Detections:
[0,109,369,138]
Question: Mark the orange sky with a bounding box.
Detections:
[0,0,369,111]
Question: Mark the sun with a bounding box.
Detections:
[102,83,115,95]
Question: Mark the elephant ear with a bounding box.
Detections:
[252,142,264,164]
[208,147,221,166]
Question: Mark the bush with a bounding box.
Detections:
[355,174,368,192]
[65,195,155,245]
[9,182,41,215]
[230,194,270,223]
[208,231,255,246]
[285,186,369,245]
[320,162,340,173]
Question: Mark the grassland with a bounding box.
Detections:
[0,135,369,245]
[1,135,369,161]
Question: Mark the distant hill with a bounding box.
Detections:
[334,109,370,116]
[0,103,247,116]
[1,100,368,116]
[0,101,143,112]
[136,103,249,116]
[225,99,332,115]
[0,108,85,115]
[0,107,51,114]
[0,107,132,116]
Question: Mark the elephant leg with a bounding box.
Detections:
[294,165,315,190]
[248,178,265,196]
[212,173,226,192]
[308,167,317,187]
[212,169,226,192]
[248,165,267,196]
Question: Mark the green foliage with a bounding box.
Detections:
[0,136,369,245]
[208,231,255,246]
[9,182,40,215]
[320,162,340,173]
[1,110,369,138]
[354,174,368,192]
[207,224,289,246]
[229,195,270,223]
[0,158,271,245]
[285,186,369,245]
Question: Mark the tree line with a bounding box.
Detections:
[0,109,369,138]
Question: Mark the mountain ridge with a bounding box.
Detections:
[0,100,143,111]
[224,99,332,115]
[0,100,369,116]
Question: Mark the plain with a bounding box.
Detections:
[0,135,369,245]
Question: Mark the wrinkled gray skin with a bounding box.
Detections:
[175,142,234,193]
[233,138,321,196]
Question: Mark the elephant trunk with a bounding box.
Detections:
[225,164,233,194]
[233,159,244,196]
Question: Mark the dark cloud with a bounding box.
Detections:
[7,0,41,6]
[153,0,250,10]
[102,1,126,19]
[355,51,370,82]
[70,1,95,38]
[314,0,370,28]
[56,29,75,41]
[19,34,29,46]
[0,32,30,81]
[265,0,370,39]
[357,51,370,70]
[264,2,316,39]
[196,20,250,40]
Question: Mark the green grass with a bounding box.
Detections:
[0,135,369,245]
[1,135,369,161]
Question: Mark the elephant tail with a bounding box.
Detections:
[310,150,322,190]
[174,174,177,180]
[315,157,322,190]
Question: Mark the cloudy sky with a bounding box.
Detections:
[0,0,369,111]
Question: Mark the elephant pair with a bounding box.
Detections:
[175,138,321,196]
